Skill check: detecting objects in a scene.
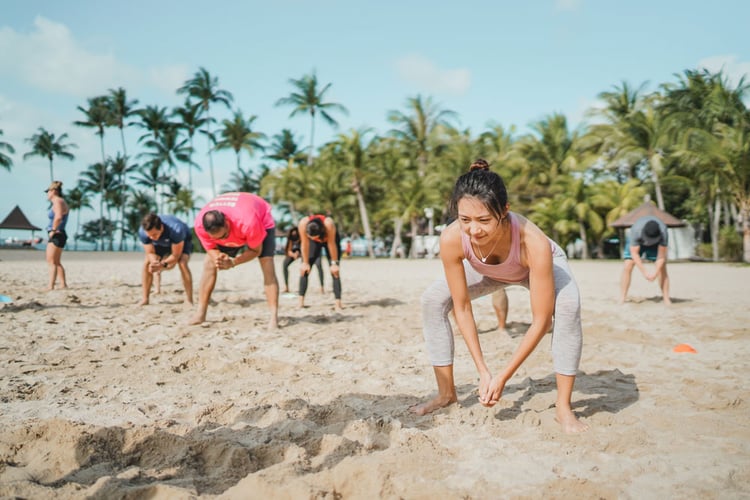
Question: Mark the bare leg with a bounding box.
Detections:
[140,258,153,305]
[259,256,279,330]
[554,373,589,433]
[659,263,671,304]
[178,255,194,305]
[491,289,508,333]
[619,260,635,303]
[410,365,458,415]
[154,271,162,295]
[189,255,217,325]
[46,244,66,290]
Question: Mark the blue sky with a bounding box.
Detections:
[1,0,748,239]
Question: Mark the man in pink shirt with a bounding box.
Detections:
[191,192,279,329]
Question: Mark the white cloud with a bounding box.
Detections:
[148,64,190,95]
[0,16,184,98]
[395,54,471,96]
[555,0,583,12]
[698,54,750,89]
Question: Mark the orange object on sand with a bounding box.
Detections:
[673,343,697,353]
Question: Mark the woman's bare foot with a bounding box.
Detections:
[409,394,458,415]
[138,298,149,306]
[188,313,206,325]
[268,316,279,330]
[555,406,589,433]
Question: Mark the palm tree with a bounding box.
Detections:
[23,128,77,181]
[109,153,139,250]
[77,162,116,250]
[223,164,269,193]
[66,186,92,250]
[134,105,172,143]
[387,94,458,176]
[265,128,306,168]
[76,95,113,242]
[108,87,138,158]
[177,67,234,197]
[0,130,15,171]
[332,128,377,257]
[215,110,265,170]
[75,96,112,164]
[173,98,206,191]
[275,70,348,166]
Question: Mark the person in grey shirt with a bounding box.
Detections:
[619,216,671,304]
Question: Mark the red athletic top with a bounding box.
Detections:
[194,193,275,250]
[307,214,328,243]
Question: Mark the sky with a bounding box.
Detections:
[1,0,748,241]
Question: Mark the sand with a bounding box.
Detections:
[0,249,748,499]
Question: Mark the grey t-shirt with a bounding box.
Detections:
[629,216,668,247]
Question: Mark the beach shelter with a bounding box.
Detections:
[0,206,42,232]
[0,205,42,243]
[609,201,692,259]
[610,201,685,228]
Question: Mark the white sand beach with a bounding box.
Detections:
[0,250,748,498]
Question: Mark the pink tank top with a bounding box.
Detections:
[461,212,530,283]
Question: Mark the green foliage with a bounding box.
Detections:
[719,225,743,261]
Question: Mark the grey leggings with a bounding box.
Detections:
[421,248,582,376]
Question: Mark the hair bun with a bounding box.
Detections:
[469,158,490,171]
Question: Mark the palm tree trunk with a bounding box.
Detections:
[408,216,418,258]
[390,217,404,258]
[741,199,750,263]
[206,108,216,197]
[74,210,80,251]
[711,189,721,261]
[98,135,107,251]
[48,157,54,182]
[353,179,375,258]
[308,111,315,166]
[578,221,590,259]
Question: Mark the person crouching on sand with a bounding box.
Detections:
[411,159,589,434]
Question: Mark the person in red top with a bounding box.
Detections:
[298,214,342,310]
[191,192,279,329]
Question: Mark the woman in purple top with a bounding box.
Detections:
[412,159,587,433]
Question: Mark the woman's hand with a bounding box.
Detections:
[479,372,507,407]
[477,370,494,406]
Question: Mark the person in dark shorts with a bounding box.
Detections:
[192,193,279,329]
[619,216,671,304]
[298,214,342,310]
[138,213,194,306]
[44,181,69,290]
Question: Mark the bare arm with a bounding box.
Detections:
[440,224,491,377]
[162,241,185,269]
[50,198,65,233]
[498,225,554,382]
[325,218,340,268]
[647,245,668,280]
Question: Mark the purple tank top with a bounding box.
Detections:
[460,212,530,283]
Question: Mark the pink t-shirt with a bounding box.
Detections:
[194,193,275,250]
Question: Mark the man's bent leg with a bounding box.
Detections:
[178,254,193,305]
[492,289,509,333]
[619,260,635,303]
[189,254,217,325]
[140,257,153,305]
[659,263,671,304]
[259,256,279,329]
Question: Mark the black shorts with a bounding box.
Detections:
[152,238,193,258]
[49,231,67,249]
[217,228,276,258]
